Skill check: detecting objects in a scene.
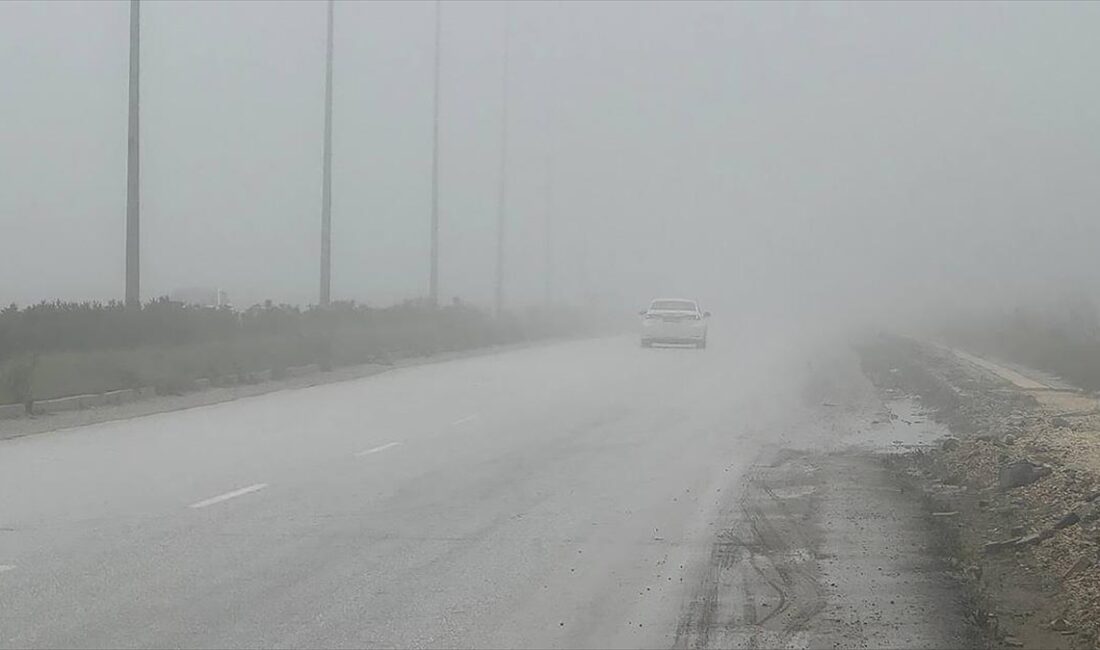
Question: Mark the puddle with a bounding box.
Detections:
[845,398,950,454]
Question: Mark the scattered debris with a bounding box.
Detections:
[1015,531,1053,547]
[985,538,1023,554]
[1049,617,1072,632]
[860,336,1100,647]
[998,460,1051,490]
[1061,555,1093,581]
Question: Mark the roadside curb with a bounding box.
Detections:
[0,335,593,442]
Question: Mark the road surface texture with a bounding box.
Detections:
[0,331,976,648]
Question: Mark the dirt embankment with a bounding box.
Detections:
[860,335,1100,650]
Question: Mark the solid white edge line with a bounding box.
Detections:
[452,415,478,426]
[0,565,14,573]
[355,441,402,457]
[188,483,269,509]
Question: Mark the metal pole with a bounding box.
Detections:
[125,0,141,307]
[429,0,441,307]
[320,0,335,307]
[543,155,553,308]
[494,10,510,319]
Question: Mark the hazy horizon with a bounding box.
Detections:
[4,0,1100,327]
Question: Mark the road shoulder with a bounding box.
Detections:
[674,347,983,649]
[861,335,1100,649]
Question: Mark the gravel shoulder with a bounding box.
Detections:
[860,336,1100,649]
[674,347,981,649]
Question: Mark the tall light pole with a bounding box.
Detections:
[319,0,335,307]
[543,155,554,308]
[542,3,559,310]
[494,10,510,318]
[428,0,442,307]
[125,0,141,307]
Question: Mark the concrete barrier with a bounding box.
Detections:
[36,395,89,414]
[0,403,25,420]
[78,394,105,409]
[192,378,211,391]
[102,389,137,405]
[285,364,320,378]
[251,369,273,383]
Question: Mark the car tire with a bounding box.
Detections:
[696,339,707,349]
[641,339,652,348]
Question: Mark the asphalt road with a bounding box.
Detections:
[0,331,870,648]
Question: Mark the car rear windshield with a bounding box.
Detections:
[650,300,696,311]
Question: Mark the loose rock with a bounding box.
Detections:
[999,460,1051,490]
[1062,555,1094,580]
[984,537,1022,554]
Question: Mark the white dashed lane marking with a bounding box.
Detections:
[355,442,401,457]
[188,483,269,509]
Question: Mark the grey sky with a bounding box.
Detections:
[3,1,1100,322]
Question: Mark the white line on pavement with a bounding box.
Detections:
[452,414,478,426]
[355,442,401,457]
[0,565,15,573]
[188,483,269,509]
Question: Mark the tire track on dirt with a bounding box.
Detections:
[673,452,826,649]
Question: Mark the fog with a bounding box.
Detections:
[3,0,1100,328]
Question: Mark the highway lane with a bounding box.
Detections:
[0,330,833,648]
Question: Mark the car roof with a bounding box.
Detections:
[649,298,698,308]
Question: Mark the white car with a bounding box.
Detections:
[639,298,710,348]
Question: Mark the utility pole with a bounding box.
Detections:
[319,0,335,307]
[125,0,141,307]
[543,3,559,310]
[543,155,554,308]
[494,10,510,319]
[428,0,442,307]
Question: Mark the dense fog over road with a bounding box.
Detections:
[3,1,1100,324]
[8,4,1100,648]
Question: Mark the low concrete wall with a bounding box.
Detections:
[78,394,105,409]
[102,389,137,405]
[4,360,339,423]
[0,403,25,420]
[285,364,321,378]
[36,394,91,414]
